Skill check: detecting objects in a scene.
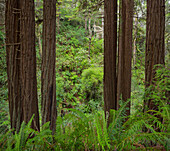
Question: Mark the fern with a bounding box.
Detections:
[0,103,169,150]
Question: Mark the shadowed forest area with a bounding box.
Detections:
[0,0,169,150]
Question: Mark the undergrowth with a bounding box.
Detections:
[0,100,169,151]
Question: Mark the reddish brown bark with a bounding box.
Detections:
[41,0,56,134]
[5,0,22,132]
[6,0,40,131]
[104,0,117,124]
[121,0,134,116]
[20,0,40,131]
[145,0,165,110]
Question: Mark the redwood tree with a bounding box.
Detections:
[117,0,134,116]
[20,0,40,130]
[6,0,40,131]
[104,0,134,123]
[41,0,56,134]
[121,0,134,116]
[5,0,22,132]
[145,0,165,111]
[104,0,117,123]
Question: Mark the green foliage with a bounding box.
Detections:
[0,29,8,131]
[144,65,170,134]
[0,30,7,99]
[59,26,87,47]
[81,67,103,103]
[0,116,55,151]
[0,102,169,150]
[145,64,170,110]
[76,0,103,13]
[131,55,145,113]
[55,20,104,111]
[110,99,169,150]
[85,37,104,54]
[1,1,169,150]
[94,111,110,150]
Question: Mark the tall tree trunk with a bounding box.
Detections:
[41,0,57,134]
[5,0,22,132]
[145,0,165,111]
[104,0,117,124]
[6,0,40,131]
[121,0,134,117]
[20,0,40,130]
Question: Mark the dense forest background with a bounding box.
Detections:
[0,0,169,150]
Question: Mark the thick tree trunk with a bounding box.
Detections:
[41,0,56,134]
[6,0,40,131]
[104,0,117,124]
[121,0,134,116]
[145,0,165,110]
[5,0,22,132]
[20,0,40,130]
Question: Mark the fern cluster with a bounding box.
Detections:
[0,100,169,150]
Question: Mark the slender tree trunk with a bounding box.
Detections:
[145,0,165,111]
[121,0,134,117]
[88,16,92,58]
[133,17,138,67]
[88,16,92,36]
[41,0,57,134]
[85,14,87,32]
[20,0,40,130]
[104,0,117,124]
[5,0,22,132]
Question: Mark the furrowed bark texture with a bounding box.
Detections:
[104,0,117,123]
[20,0,40,130]
[5,0,22,132]
[121,0,134,116]
[145,0,165,110]
[6,0,40,131]
[41,0,56,134]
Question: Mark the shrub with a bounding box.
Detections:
[81,67,103,104]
